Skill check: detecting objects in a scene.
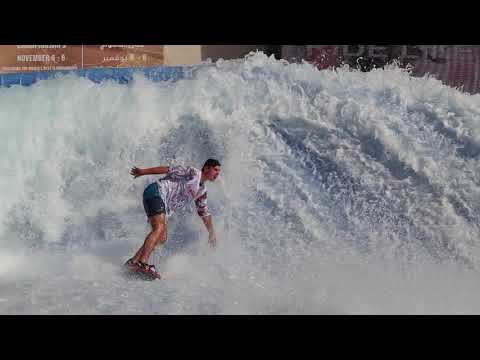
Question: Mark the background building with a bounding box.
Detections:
[1,45,478,94]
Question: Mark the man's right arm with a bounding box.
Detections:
[130,166,169,178]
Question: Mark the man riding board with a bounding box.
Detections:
[125,158,221,278]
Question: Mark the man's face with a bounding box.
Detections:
[205,165,221,181]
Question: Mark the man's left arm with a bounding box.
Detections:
[195,193,216,248]
[202,215,216,248]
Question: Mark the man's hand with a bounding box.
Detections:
[208,232,217,248]
[130,167,144,179]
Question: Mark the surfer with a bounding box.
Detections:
[125,159,221,277]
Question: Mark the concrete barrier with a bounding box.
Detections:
[0,66,186,87]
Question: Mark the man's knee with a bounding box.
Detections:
[149,214,167,243]
[149,214,166,230]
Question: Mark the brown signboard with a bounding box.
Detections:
[0,45,164,73]
[83,45,164,68]
[303,45,480,95]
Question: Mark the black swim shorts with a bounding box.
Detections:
[142,182,166,217]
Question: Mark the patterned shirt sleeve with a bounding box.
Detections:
[164,165,197,181]
[195,192,210,218]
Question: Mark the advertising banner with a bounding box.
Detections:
[295,45,480,94]
[0,45,164,74]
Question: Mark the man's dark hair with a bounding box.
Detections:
[202,158,221,170]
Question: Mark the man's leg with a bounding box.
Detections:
[132,213,167,264]
[130,245,144,264]
[130,221,168,263]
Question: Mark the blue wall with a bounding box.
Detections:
[0,66,186,87]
